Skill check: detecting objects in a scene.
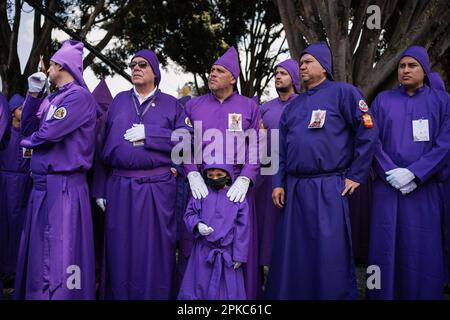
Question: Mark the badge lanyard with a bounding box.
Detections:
[131,92,157,124]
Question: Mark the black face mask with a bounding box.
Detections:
[206,176,230,191]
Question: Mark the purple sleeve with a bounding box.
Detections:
[272,108,287,189]
[407,97,450,183]
[183,197,202,238]
[239,101,261,184]
[371,95,398,182]
[232,200,249,263]
[341,85,378,184]
[20,94,44,137]
[20,92,94,149]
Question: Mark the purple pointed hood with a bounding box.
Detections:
[8,93,24,113]
[301,41,334,81]
[213,47,240,81]
[50,39,87,89]
[92,79,113,115]
[276,58,300,93]
[132,49,161,86]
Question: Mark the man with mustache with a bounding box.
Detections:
[181,47,262,299]
[255,58,299,271]
[266,42,378,299]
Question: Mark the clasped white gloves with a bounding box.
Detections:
[399,181,417,195]
[124,124,145,142]
[197,222,214,236]
[227,176,250,203]
[187,171,208,199]
[386,168,415,189]
[28,72,47,93]
[96,198,106,212]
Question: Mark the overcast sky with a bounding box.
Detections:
[5,3,285,100]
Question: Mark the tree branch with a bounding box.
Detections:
[274,0,306,59]
[82,0,138,69]
[79,0,105,39]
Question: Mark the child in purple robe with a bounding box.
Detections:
[178,164,249,300]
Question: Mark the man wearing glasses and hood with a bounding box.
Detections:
[94,49,190,299]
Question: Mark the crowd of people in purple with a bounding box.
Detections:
[0,39,449,300]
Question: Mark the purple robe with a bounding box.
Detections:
[97,89,189,299]
[182,91,261,299]
[368,85,450,299]
[256,94,297,266]
[88,80,113,289]
[266,79,378,299]
[178,186,249,300]
[0,126,32,276]
[14,81,97,300]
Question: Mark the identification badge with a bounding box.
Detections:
[22,148,33,159]
[45,104,57,121]
[228,113,242,131]
[412,119,430,142]
[133,140,145,147]
[308,109,326,129]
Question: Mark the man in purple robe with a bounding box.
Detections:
[368,46,450,300]
[0,94,32,290]
[178,163,249,300]
[182,47,261,299]
[255,59,299,271]
[266,41,378,299]
[14,40,97,300]
[95,49,190,299]
[89,79,113,293]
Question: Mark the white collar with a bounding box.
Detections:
[133,86,157,104]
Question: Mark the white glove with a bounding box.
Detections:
[96,198,106,212]
[399,181,417,195]
[386,168,415,189]
[233,262,242,270]
[187,171,208,199]
[28,72,47,93]
[197,222,214,236]
[227,176,250,203]
[124,124,145,142]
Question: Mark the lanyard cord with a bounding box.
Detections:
[131,91,158,123]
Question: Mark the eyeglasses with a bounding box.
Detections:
[128,61,149,69]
